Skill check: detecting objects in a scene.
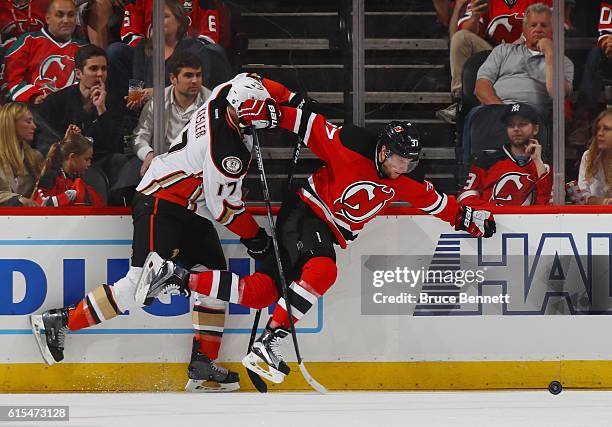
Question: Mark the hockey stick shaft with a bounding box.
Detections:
[251,128,326,394]
[246,308,267,392]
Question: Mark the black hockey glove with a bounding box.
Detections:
[241,227,273,260]
[286,91,322,114]
[455,205,496,238]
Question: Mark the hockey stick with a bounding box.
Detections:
[246,136,301,393]
[251,127,327,394]
[245,308,267,392]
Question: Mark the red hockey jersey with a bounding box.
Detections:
[4,28,84,102]
[277,107,460,249]
[458,0,553,45]
[457,145,552,206]
[34,168,105,207]
[599,1,612,47]
[121,0,220,47]
[0,0,48,49]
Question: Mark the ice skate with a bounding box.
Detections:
[135,252,190,305]
[30,308,69,365]
[242,324,291,384]
[185,349,240,393]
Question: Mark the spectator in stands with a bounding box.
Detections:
[107,0,224,101]
[572,109,612,205]
[4,0,84,104]
[34,44,129,166]
[437,0,555,124]
[133,51,210,176]
[458,102,552,206]
[577,1,612,117]
[474,3,573,116]
[0,102,42,206]
[0,0,49,50]
[33,128,104,206]
[128,0,190,109]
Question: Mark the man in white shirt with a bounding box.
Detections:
[133,51,212,176]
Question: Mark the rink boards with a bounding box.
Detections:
[2,205,612,392]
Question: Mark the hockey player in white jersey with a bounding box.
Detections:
[30,73,298,392]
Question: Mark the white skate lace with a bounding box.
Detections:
[270,335,284,362]
[56,325,69,347]
[211,363,228,376]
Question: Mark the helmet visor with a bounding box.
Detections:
[385,152,419,174]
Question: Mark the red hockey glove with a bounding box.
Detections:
[237,98,281,130]
[455,205,496,238]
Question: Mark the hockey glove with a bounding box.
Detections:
[237,98,281,130]
[240,227,273,260]
[455,205,496,238]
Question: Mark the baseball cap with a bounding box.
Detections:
[501,103,540,125]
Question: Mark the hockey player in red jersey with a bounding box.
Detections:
[0,0,48,50]
[121,0,220,47]
[29,73,301,392]
[138,93,497,384]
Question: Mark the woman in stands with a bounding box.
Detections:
[128,0,189,109]
[0,103,42,207]
[576,110,612,204]
[32,127,104,207]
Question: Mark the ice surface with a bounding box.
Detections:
[1,391,611,427]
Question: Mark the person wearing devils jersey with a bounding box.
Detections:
[458,102,552,206]
[32,130,104,207]
[29,73,301,392]
[599,0,612,56]
[0,0,48,50]
[3,0,84,104]
[138,92,497,384]
[121,0,221,47]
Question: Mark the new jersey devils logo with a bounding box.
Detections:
[488,13,523,43]
[492,172,535,205]
[1,19,44,39]
[504,0,518,7]
[333,181,395,223]
[35,55,77,92]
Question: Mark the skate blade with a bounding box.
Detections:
[30,315,56,366]
[185,379,240,393]
[134,251,166,304]
[242,352,286,384]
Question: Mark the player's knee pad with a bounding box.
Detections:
[300,257,337,296]
[239,272,279,309]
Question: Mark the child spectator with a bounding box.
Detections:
[0,102,42,206]
[458,102,552,206]
[571,110,612,205]
[33,128,103,207]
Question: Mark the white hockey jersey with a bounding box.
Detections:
[137,77,253,231]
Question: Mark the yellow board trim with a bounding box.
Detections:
[2,361,612,392]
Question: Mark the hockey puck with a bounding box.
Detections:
[548,380,562,395]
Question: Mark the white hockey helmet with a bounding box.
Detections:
[226,75,271,110]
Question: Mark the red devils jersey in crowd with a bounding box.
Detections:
[34,168,105,207]
[121,0,220,47]
[599,1,612,47]
[458,0,553,45]
[4,29,84,102]
[457,145,552,206]
[277,107,460,249]
[0,0,48,49]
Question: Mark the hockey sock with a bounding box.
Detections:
[189,271,279,308]
[67,284,121,331]
[272,257,337,328]
[192,295,225,360]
